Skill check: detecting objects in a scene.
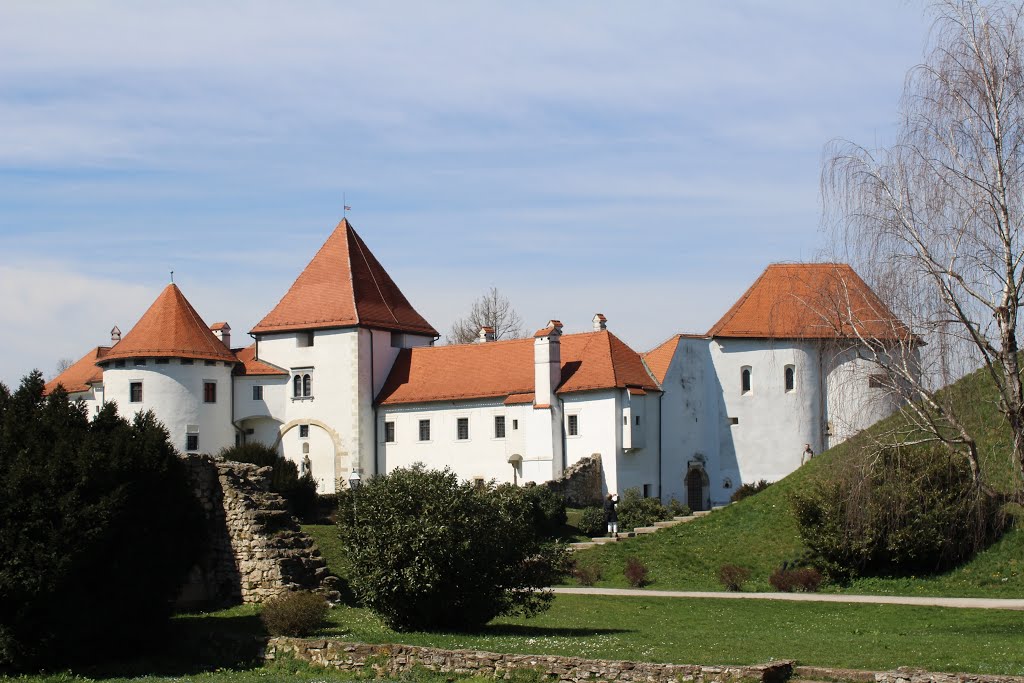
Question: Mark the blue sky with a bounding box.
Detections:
[0,1,931,387]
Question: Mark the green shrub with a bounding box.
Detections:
[792,445,1006,580]
[260,590,329,636]
[717,564,751,591]
[515,483,568,539]
[667,498,692,517]
[623,556,649,587]
[337,465,571,631]
[219,442,319,521]
[617,488,670,531]
[730,479,771,503]
[769,566,823,593]
[577,506,607,537]
[0,373,204,671]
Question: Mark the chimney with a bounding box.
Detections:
[210,322,231,348]
[477,326,496,343]
[592,313,607,332]
[111,325,121,345]
[534,320,563,406]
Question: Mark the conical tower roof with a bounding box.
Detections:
[250,219,438,336]
[102,284,237,363]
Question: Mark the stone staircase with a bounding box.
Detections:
[569,506,726,551]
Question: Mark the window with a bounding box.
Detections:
[129,381,143,403]
[643,484,651,498]
[156,358,170,365]
[181,358,194,365]
[186,433,199,452]
[114,360,126,368]
[568,414,579,436]
[303,374,312,397]
[299,424,309,438]
[512,419,519,430]
[203,381,217,403]
[741,366,752,394]
[205,360,216,366]
[385,421,396,443]
[457,417,469,440]
[635,415,641,426]
[134,359,146,366]
[869,374,887,389]
[252,385,263,400]
[292,372,313,399]
[728,416,739,425]
[785,365,795,392]
[419,419,431,442]
[623,415,627,425]
[494,415,506,439]
[297,331,315,348]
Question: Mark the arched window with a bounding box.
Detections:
[741,366,752,394]
[784,365,795,392]
[302,374,312,397]
[293,374,302,397]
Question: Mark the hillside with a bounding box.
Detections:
[575,364,1024,596]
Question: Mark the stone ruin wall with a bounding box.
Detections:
[544,454,603,507]
[178,453,330,607]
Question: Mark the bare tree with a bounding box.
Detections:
[447,287,525,345]
[53,357,74,379]
[822,0,1024,495]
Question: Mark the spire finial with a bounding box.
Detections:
[343,192,351,217]
[170,269,174,284]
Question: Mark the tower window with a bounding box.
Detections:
[252,385,263,400]
[129,381,143,403]
[741,366,752,394]
[419,419,431,442]
[385,421,396,443]
[203,381,217,403]
[299,424,309,438]
[784,365,795,392]
[494,415,506,439]
[457,417,469,440]
[568,414,579,436]
[292,372,313,399]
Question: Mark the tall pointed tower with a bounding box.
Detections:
[249,219,438,492]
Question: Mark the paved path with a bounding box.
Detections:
[552,586,1024,610]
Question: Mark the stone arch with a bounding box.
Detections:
[273,419,350,493]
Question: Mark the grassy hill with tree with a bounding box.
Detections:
[572,362,1024,596]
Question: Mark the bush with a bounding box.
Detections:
[219,442,319,521]
[260,590,329,636]
[730,479,771,503]
[337,465,571,631]
[577,506,607,538]
[0,373,204,671]
[617,488,670,531]
[516,483,568,539]
[667,498,692,517]
[624,557,650,587]
[572,560,603,586]
[769,566,823,593]
[792,445,1007,581]
[717,564,751,592]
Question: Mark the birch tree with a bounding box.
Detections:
[447,287,525,345]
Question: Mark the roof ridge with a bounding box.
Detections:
[707,268,770,337]
[349,225,401,327]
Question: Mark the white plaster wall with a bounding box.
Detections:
[279,422,337,493]
[379,398,534,484]
[103,359,235,455]
[233,375,289,422]
[613,389,661,498]
[824,347,902,447]
[709,339,824,488]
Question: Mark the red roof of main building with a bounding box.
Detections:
[707,263,910,340]
[44,346,110,395]
[251,219,438,337]
[642,334,684,384]
[101,284,238,364]
[376,330,660,406]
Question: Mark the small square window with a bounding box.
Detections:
[568,414,579,436]
[134,359,146,366]
[457,417,469,441]
[728,416,739,425]
[186,433,199,451]
[129,381,143,403]
[297,331,315,347]
[494,415,506,439]
[419,419,431,442]
[114,360,126,368]
[252,385,263,400]
[385,421,396,443]
[181,358,194,365]
[156,358,170,365]
[299,424,309,438]
[203,381,217,403]
[512,419,518,430]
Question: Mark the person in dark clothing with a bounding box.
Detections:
[604,493,619,538]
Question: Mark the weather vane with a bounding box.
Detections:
[343,193,351,217]
[170,269,174,284]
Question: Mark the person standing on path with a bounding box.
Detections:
[801,443,814,465]
[604,493,619,538]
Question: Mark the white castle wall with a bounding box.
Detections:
[102,358,235,455]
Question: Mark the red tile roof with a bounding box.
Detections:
[642,334,684,384]
[44,346,109,395]
[377,330,660,406]
[233,344,288,376]
[101,284,238,364]
[251,219,438,337]
[707,263,910,340]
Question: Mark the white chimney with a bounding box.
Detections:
[592,313,607,332]
[533,320,563,406]
[211,322,231,348]
[477,326,496,343]
[111,325,121,345]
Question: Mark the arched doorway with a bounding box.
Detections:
[686,467,709,512]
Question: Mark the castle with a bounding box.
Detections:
[46,218,907,509]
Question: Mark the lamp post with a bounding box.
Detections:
[348,470,361,523]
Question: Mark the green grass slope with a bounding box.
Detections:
[575,364,1024,596]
